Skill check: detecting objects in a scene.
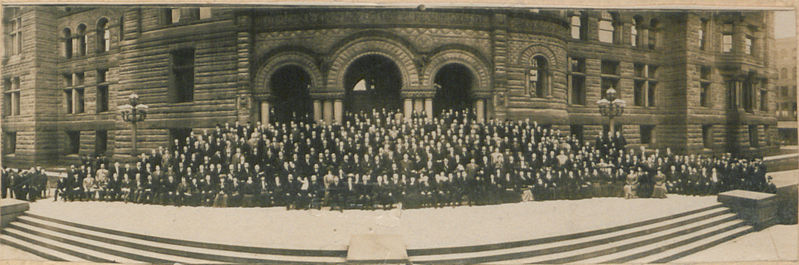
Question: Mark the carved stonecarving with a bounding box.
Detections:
[518,44,562,69]
[256,10,493,31]
[253,51,324,95]
[421,49,492,92]
[327,37,420,91]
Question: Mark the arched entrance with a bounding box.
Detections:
[343,55,402,114]
[433,63,474,117]
[270,65,313,122]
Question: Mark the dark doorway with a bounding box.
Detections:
[433,63,474,117]
[270,65,313,122]
[343,55,402,114]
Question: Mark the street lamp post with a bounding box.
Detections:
[120,93,148,156]
[596,88,626,136]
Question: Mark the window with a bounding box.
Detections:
[745,36,754,55]
[97,69,107,83]
[742,81,754,112]
[95,130,107,155]
[634,80,645,106]
[570,15,582,39]
[64,89,73,113]
[568,57,585,105]
[74,72,84,86]
[119,16,124,41]
[63,28,72,58]
[75,88,85,113]
[601,60,619,75]
[3,132,16,154]
[760,89,767,111]
[748,125,759,148]
[700,83,710,107]
[570,125,584,143]
[722,23,733,53]
[631,17,640,47]
[699,19,707,50]
[570,13,588,40]
[598,11,615,43]
[199,7,212,19]
[67,131,80,154]
[727,80,738,110]
[601,60,620,99]
[640,125,654,145]
[648,19,660,50]
[3,77,20,117]
[700,66,711,80]
[528,56,549,98]
[702,125,713,148]
[169,48,195,103]
[6,12,22,56]
[96,18,110,53]
[648,81,657,107]
[97,85,108,113]
[76,24,87,56]
[62,74,72,87]
[764,125,771,146]
[632,63,657,107]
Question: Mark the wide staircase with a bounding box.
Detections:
[2,202,754,264]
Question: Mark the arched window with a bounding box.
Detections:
[598,11,614,43]
[528,56,549,98]
[63,28,72,59]
[649,19,660,50]
[96,18,110,53]
[76,24,87,56]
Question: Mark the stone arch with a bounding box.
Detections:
[326,37,419,91]
[518,44,561,68]
[254,51,324,97]
[421,48,492,93]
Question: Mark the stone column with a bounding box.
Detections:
[413,99,423,113]
[475,99,485,123]
[424,98,433,118]
[333,99,343,124]
[313,100,322,123]
[323,100,333,124]
[260,101,270,124]
[403,98,413,121]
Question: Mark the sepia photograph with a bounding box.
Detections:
[0,1,797,264]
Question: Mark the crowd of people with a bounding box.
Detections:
[1,166,48,202]
[4,108,777,209]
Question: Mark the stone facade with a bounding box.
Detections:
[1,6,780,168]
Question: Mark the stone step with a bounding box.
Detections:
[7,221,212,264]
[514,213,740,264]
[0,233,77,262]
[633,225,754,263]
[16,214,347,263]
[580,219,750,263]
[409,205,730,263]
[2,226,139,263]
[408,203,725,257]
[24,212,347,257]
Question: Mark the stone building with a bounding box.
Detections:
[774,37,797,144]
[0,6,780,168]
